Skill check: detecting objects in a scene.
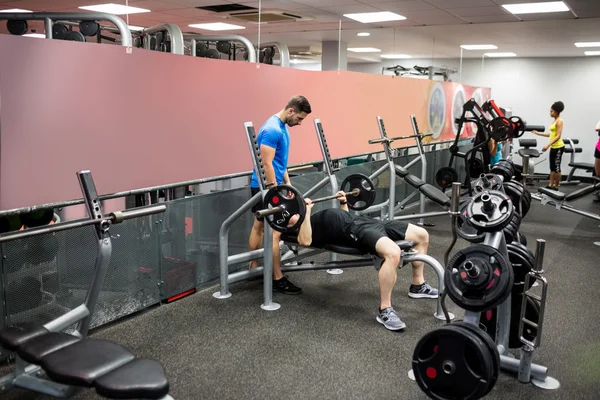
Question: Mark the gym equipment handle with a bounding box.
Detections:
[255,189,360,218]
[525,125,545,132]
[368,133,433,144]
[0,205,167,243]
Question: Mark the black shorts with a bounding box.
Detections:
[352,219,409,255]
[250,186,265,221]
[595,148,600,159]
[549,146,564,173]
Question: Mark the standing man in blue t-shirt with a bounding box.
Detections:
[249,95,312,295]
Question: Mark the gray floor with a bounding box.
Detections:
[3,185,600,400]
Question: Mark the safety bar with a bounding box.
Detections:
[186,34,257,62]
[0,205,166,243]
[0,12,132,46]
[260,42,290,67]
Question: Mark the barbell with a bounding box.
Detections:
[368,132,433,145]
[255,173,376,233]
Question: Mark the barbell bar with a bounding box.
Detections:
[368,132,433,145]
[0,204,167,243]
[255,188,360,218]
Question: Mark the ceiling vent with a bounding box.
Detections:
[228,9,314,24]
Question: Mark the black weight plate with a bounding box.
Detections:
[445,244,514,312]
[52,23,68,40]
[7,20,28,36]
[510,116,526,138]
[503,213,520,244]
[412,324,494,400]
[216,40,231,54]
[491,164,512,183]
[456,200,485,243]
[508,242,535,267]
[196,42,208,57]
[454,322,500,395]
[29,234,60,264]
[488,117,513,141]
[205,48,221,59]
[435,167,458,190]
[340,173,376,211]
[262,184,306,234]
[65,31,85,42]
[503,181,526,215]
[150,36,157,50]
[7,276,43,314]
[472,173,503,194]
[156,31,164,45]
[79,20,99,37]
[522,189,532,218]
[259,49,265,63]
[468,158,485,178]
[467,190,514,232]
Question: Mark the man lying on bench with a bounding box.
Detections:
[283,191,438,332]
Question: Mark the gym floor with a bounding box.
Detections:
[4,185,600,400]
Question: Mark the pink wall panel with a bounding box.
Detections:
[0,35,489,210]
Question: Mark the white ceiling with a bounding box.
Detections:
[1,0,600,61]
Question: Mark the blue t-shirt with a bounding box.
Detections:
[250,115,290,188]
[490,142,502,166]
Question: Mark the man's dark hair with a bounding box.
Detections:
[286,95,312,114]
[551,101,565,114]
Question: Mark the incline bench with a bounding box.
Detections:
[0,171,173,399]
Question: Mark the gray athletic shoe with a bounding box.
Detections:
[408,282,439,299]
[376,307,406,331]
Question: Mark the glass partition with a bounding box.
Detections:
[0,144,471,333]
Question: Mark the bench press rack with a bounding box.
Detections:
[215,119,456,321]
[0,171,171,399]
[358,115,458,223]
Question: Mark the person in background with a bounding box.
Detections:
[532,101,565,190]
[489,138,505,166]
[248,95,312,295]
[594,120,600,202]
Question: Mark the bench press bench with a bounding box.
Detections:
[563,138,596,185]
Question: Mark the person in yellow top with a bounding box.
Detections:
[532,101,565,190]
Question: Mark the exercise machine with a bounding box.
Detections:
[522,154,600,222]
[215,119,457,321]
[410,174,560,399]
[562,138,596,185]
[444,99,543,196]
[358,115,455,224]
[0,171,171,399]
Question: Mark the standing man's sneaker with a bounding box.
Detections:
[408,282,439,299]
[273,275,302,295]
[376,307,406,331]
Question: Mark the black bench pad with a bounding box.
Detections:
[568,162,594,170]
[565,185,597,202]
[0,323,48,351]
[281,234,414,254]
[95,358,170,400]
[41,339,135,387]
[538,187,566,201]
[419,184,451,207]
[18,332,80,364]
[564,147,583,154]
[518,149,540,158]
[404,174,426,188]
